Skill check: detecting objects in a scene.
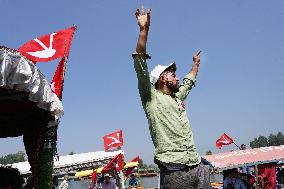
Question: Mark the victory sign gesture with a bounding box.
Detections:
[135,6,151,31]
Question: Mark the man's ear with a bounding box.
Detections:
[159,75,167,84]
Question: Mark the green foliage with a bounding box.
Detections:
[205,150,212,155]
[0,151,26,165]
[148,164,159,172]
[138,159,159,172]
[37,148,55,189]
[250,132,284,148]
[138,159,148,169]
[68,152,75,155]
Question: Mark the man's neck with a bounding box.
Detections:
[157,86,172,95]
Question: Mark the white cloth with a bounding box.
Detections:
[0,47,63,119]
[59,180,69,189]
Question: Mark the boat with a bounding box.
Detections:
[202,145,284,189]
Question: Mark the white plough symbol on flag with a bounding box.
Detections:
[50,82,56,93]
[107,133,121,147]
[27,33,57,58]
[220,135,230,144]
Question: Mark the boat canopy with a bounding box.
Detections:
[74,160,139,178]
[202,145,284,171]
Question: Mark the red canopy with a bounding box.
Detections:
[202,145,284,170]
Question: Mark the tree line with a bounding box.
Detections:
[0,151,25,165]
[250,132,284,148]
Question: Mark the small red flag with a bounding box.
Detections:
[50,57,66,99]
[125,156,140,177]
[102,153,124,173]
[18,26,76,63]
[216,133,234,149]
[103,130,123,151]
[131,156,140,163]
[88,169,97,189]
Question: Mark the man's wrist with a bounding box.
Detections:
[140,26,149,32]
[193,61,200,66]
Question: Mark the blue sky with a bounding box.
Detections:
[1,0,283,164]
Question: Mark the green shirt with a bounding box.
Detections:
[133,53,201,167]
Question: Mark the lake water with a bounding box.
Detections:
[58,176,159,189]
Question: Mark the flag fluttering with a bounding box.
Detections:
[216,133,234,149]
[50,57,67,99]
[18,26,76,63]
[102,153,124,173]
[131,156,140,163]
[125,156,140,177]
[103,130,123,151]
[18,26,76,100]
[88,169,97,189]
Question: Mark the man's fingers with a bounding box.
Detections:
[147,8,151,19]
[196,50,202,56]
[147,8,151,15]
[135,9,140,18]
[141,5,145,15]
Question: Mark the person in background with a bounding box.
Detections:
[0,167,25,189]
[101,174,117,189]
[59,175,69,189]
[224,168,247,189]
[52,176,58,189]
[128,173,138,188]
[240,144,247,150]
[95,173,104,189]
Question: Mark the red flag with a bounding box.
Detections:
[216,133,234,149]
[103,130,123,151]
[18,26,76,63]
[91,169,97,183]
[88,169,97,189]
[125,156,140,177]
[50,57,66,99]
[102,153,124,173]
[258,164,276,189]
[131,156,140,163]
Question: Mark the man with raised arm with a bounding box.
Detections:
[132,6,211,189]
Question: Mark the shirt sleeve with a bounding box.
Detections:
[175,73,196,101]
[132,53,152,103]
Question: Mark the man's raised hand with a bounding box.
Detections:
[135,6,151,30]
[193,50,202,64]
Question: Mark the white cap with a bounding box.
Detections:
[150,62,176,85]
[104,173,110,177]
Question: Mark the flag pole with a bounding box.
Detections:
[59,25,77,100]
[233,141,241,150]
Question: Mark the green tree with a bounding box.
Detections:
[0,151,26,165]
[250,135,268,148]
[250,132,284,148]
[148,164,159,172]
[68,152,75,155]
[138,159,148,169]
[268,132,284,146]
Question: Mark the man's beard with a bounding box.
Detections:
[167,81,179,93]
